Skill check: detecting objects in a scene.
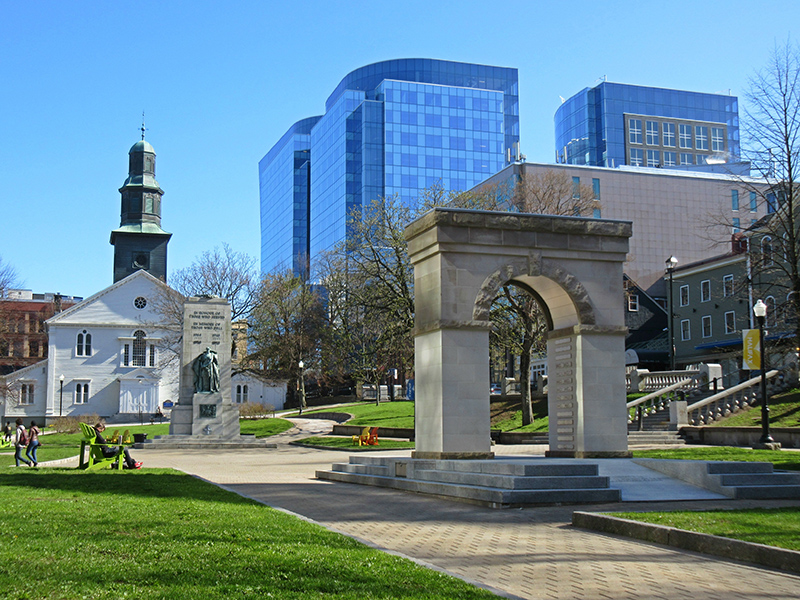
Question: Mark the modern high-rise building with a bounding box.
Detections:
[259,58,519,275]
[555,81,741,173]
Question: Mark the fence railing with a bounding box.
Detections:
[684,370,784,426]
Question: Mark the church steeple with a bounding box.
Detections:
[110,135,172,283]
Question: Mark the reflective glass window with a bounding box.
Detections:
[630,148,643,166]
[695,126,708,150]
[663,123,675,147]
[645,121,659,145]
[628,119,642,144]
[679,124,692,148]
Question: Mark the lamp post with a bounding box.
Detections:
[298,360,306,415]
[58,374,65,417]
[665,256,678,370]
[753,299,777,447]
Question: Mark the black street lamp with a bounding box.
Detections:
[753,299,779,448]
[58,374,65,417]
[665,256,678,370]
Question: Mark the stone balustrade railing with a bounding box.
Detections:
[682,370,784,426]
[627,369,699,393]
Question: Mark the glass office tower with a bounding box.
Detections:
[259,59,519,275]
[555,82,740,172]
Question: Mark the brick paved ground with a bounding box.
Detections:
[136,419,800,600]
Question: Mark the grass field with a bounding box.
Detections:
[302,398,551,432]
[1,418,295,468]
[711,387,800,427]
[0,469,499,599]
[632,446,800,471]
[297,436,416,450]
[611,507,800,552]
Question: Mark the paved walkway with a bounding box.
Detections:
[135,419,800,600]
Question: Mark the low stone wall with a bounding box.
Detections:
[681,426,800,448]
[331,424,415,440]
[573,511,800,574]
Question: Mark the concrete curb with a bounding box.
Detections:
[572,511,800,574]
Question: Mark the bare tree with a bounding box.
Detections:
[0,255,18,298]
[170,243,258,322]
[248,270,326,410]
[740,41,800,347]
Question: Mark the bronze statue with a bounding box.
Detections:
[192,347,220,393]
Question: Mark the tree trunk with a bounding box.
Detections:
[519,334,534,426]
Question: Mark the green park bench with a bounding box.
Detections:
[78,422,125,470]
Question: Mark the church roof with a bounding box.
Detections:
[129,140,155,154]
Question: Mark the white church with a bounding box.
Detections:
[1,138,285,425]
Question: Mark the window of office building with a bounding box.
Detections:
[679,285,689,306]
[663,122,675,147]
[630,148,643,166]
[646,150,660,167]
[750,191,758,212]
[732,190,739,211]
[701,280,711,302]
[592,178,600,200]
[712,127,724,152]
[629,119,642,144]
[572,176,580,198]
[695,126,708,150]
[767,192,777,213]
[732,217,740,232]
[679,124,692,148]
[723,274,734,297]
[646,121,659,145]
[663,151,676,166]
[680,153,693,165]
[725,311,736,334]
[766,296,777,327]
[702,315,712,338]
[681,319,691,341]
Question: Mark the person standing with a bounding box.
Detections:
[25,420,40,467]
[14,418,31,467]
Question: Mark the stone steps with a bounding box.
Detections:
[627,431,686,445]
[633,459,800,500]
[317,457,621,507]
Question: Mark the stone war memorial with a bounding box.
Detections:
[407,208,632,459]
[318,208,634,504]
[153,295,273,448]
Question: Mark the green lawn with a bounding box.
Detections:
[0,469,499,599]
[611,507,800,552]
[1,419,295,468]
[711,387,800,428]
[297,436,416,451]
[632,446,800,472]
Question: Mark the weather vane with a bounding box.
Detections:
[140,112,148,140]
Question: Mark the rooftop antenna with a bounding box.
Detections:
[140,112,148,140]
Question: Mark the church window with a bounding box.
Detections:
[236,384,249,403]
[134,297,147,309]
[76,330,92,356]
[75,382,89,404]
[20,383,34,405]
[150,344,156,367]
[132,330,147,367]
[122,344,130,366]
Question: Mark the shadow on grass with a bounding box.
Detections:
[0,469,253,505]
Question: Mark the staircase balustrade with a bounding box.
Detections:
[684,370,785,426]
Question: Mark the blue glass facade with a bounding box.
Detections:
[260,59,519,275]
[555,82,739,171]
[259,116,320,275]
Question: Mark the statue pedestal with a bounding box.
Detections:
[168,395,241,439]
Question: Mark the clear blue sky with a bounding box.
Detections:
[1,0,797,297]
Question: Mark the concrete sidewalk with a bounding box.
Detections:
[136,419,800,600]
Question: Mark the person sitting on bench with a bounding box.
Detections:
[93,422,142,469]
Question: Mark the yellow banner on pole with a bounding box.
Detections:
[742,329,761,370]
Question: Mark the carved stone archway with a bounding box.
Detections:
[405,208,632,459]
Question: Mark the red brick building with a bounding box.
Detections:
[0,291,80,374]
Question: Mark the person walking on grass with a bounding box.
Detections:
[14,418,31,467]
[25,420,40,467]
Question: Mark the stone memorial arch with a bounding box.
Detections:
[405,208,632,459]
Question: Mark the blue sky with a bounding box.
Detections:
[1,0,797,297]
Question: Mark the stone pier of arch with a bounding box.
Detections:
[405,208,632,459]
